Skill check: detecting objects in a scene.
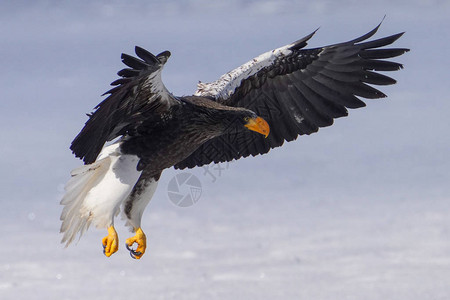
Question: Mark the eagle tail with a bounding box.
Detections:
[60,143,141,247]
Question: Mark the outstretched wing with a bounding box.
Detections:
[71,47,179,164]
[175,24,409,169]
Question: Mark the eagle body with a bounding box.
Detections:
[120,96,259,173]
[61,95,266,249]
[61,23,409,258]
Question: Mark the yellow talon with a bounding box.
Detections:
[125,228,146,259]
[102,226,119,257]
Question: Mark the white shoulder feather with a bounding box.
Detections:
[194,43,294,100]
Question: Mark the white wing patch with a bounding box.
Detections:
[141,67,175,107]
[194,43,294,100]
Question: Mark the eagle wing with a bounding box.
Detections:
[71,47,179,164]
[175,24,409,169]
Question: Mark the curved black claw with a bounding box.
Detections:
[129,250,142,259]
[102,243,106,255]
[126,243,142,259]
[125,243,134,252]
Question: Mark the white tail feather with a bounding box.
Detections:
[60,143,141,246]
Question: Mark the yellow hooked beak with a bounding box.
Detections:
[244,116,270,138]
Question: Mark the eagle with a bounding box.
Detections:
[60,23,409,259]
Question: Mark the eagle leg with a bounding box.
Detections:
[102,225,119,257]
[125,227,146,259]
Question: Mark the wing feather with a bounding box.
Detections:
[71,47,178,164]
[175,25,409,169]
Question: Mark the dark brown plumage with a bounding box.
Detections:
[62,24,408,259]
[71,25,408,172]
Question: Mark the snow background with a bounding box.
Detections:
[1,1,449,299]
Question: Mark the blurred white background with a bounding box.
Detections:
[0,1,449,299]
